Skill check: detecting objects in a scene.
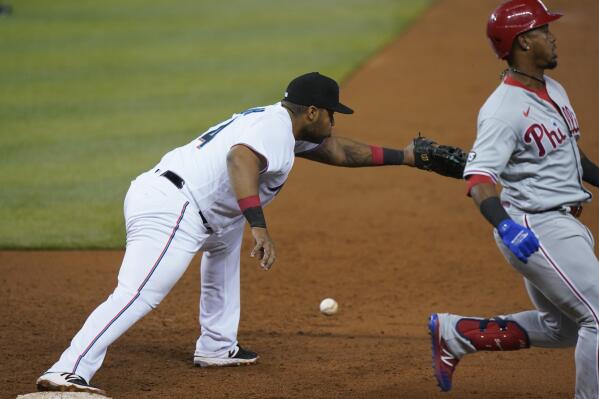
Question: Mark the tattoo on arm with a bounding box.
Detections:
[338,138,372,166]
[297,137,373,167]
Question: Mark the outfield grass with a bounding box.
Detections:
[0,0,433,248]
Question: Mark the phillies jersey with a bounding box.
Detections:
[153,102,318,231]
[464,75,592,212]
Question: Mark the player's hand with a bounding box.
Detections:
[250,227,276,270]
[497,219,540,263]
[403,140,416,167]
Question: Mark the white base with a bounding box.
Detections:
[17,393,111,399]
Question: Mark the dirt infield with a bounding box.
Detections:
[2,0,599,398]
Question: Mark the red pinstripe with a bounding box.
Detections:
[72,201,189,374]
[524,214,599,397]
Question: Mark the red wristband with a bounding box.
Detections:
[238,195,261,211]
[370,145,384,165]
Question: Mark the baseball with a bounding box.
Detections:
[319,298,338,315]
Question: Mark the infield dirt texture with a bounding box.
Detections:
[2,0,599,398]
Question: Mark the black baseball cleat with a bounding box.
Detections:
[36,372,106,396]
[193,344,259,367]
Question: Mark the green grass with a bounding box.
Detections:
[0,0,433,248]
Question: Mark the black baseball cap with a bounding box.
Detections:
[283,72,354,114]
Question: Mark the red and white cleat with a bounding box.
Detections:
[428,313,460,392]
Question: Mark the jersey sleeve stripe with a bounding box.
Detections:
[463,169,498,184]
[465,174,496,196]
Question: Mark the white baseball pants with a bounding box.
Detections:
[47,172,245,381]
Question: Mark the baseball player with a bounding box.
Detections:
[36,72,466,395]
[428,1,599,397]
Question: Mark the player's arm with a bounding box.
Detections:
[469,179,509,225]
[297,135,467,179]
[580,149,599,188]
[468,176,539,263]
[226,144,275,270]
[466,118,539,262]
[296,136,414,167]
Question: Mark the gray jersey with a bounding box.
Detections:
[438,76,599,399]
[464,75,592,212]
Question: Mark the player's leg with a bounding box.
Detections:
[38,175,207,389]
[429,278,578,391]
[428,311,530,392]
[518,214,599,399]
[430,291,578,394]
[436,278,577,356]
[507,279,578,348]
[193,221,257,367]
[431,213,599,396]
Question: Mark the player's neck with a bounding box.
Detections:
[281,103,303,139]
[507,66,546,90]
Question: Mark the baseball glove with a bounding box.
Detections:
[412,135,467,179]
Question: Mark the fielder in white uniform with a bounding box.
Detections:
[36,72,430,395]
[428,1,599,398]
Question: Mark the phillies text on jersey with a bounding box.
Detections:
[464,75,592,212]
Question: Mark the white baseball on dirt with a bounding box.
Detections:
[319,298,338,315]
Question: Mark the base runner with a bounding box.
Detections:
[428,1,599,397]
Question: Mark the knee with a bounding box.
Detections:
[111,285,137,303]
[137,288,167,309]
[541,313,578,346]
[113,285,161,310]
[579,315,599,334]
[555,330,578,347]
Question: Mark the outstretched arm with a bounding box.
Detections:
[580,149,599,188]
[296,136,414,167]
[297,135,467,179]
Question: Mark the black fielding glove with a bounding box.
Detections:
[413,135,467,179]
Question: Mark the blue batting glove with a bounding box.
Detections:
[497,219,540,263]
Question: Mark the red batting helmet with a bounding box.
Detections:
[487,0,563,59]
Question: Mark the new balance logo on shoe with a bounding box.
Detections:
[441,348,456,366]
[428,313,460,393]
